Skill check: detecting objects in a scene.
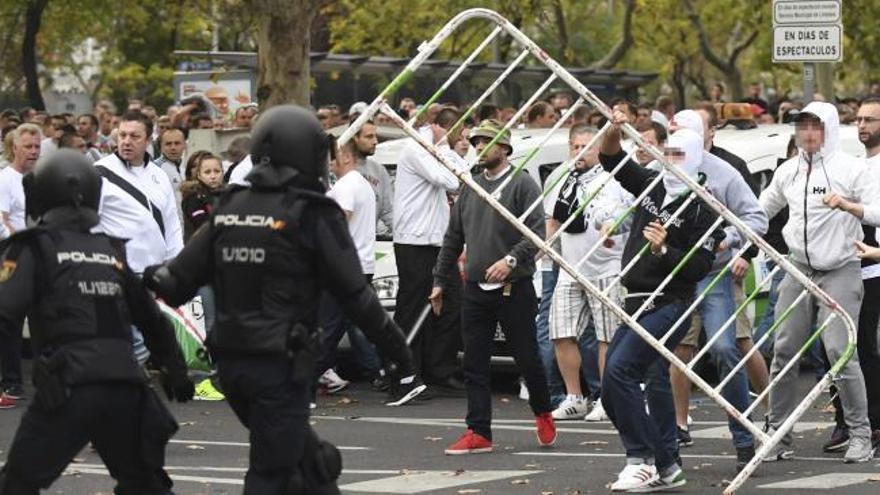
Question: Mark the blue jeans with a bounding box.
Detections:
[536,267,565,405]
[753,260,785,356]
[603,302,689,470]
[579,320,602,400]
[695,271,753,448]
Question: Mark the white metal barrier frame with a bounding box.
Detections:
[338,9,857,493]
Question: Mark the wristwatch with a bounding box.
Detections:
[504,255,518,268]
[652,245,668,257]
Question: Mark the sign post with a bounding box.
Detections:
[772,0,842,101]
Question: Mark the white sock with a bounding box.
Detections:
[400,375,415,385]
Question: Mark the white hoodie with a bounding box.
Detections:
[760,101,880,271]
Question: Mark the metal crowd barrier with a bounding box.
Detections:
[337,8,857,493]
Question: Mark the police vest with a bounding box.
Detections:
[208,187,336,355]
[22,230,145,385]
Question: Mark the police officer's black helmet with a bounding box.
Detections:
[29,149,101,221]
[250,105,331,185]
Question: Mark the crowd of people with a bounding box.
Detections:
[1,79,880,492]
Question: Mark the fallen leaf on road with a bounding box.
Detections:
[456,490,481,494]
[186,445,206,450]
[868,476,880,482]
[424,436,443,441]
[500,398,510,403]
[524,463,540,468]
[579,440,608,445]
[179,421,196,427]
[511,479,530,485]
[454,469,466,476]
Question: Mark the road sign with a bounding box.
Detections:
[773,25,842,62]
[773,0,840,25]
[772,0,842,63]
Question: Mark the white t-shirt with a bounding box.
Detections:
[862,153,880,280]
[229,155,253,186]
[0,166,26,236]
[327,170,376,275]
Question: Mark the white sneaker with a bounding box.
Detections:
[518,379,530,401]
[319,368,350,394]
[551,396,589,420]
[610,463,658,491]
[585,398,609,422]
[687,414,693,426]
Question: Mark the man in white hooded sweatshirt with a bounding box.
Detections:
[760,101,880,463]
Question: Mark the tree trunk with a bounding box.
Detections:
[22,0,48,111]
[253,0,319,109]
[590,0,636,69]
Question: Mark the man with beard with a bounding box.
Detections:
[430,119,556,455]
[818,97,880,453]
[353,120,394,236]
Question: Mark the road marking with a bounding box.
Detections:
[68,463,398,475]
[339,469,542,494]
[757,473,880,489]
[169,438,369,450]
[515,451,845,462]
[319,416,616,435]
[690,421,833,440]
[65,467,245,486]
[316,415,734,426]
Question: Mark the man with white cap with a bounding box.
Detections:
[663,109,768,472]
[761,101,880,463]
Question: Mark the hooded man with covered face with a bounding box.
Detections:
[760,101,880,464]
[665,109,768,471]
[598,109,724,491]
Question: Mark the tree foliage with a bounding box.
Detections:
[1,0,876,112]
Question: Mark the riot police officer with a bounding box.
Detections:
[144,105,424,494]
[0,150,195,494]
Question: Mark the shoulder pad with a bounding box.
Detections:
[0,228,47,262]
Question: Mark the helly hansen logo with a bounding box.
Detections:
[214,214,286,229]
[812,186,827,194]
[57,251,123,269]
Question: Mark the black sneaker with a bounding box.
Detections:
[677,426,693,447]
[3,384,25,401]
[736,445,755,472]
[385,378,427,406]
[371,375,390,392]
[823,424,850,453]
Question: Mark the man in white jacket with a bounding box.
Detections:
[93,111,184,363]
[760,101,880,463]
[393,107,468,389]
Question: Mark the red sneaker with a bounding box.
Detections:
[0,394,15,409]
[444,429,493,455]
[536,412,556,447]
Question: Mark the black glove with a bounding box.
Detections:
[161,372,195,403]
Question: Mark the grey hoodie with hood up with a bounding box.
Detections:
[760,101,880,271]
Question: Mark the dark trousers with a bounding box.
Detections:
[461,279,551,440]
[0,383,172,494]
[0,317,23,389]
[315,274,381,381]
[393,243,461,381]
[834,277,880,430]
[218,356,310,495]
[602,302,689,471]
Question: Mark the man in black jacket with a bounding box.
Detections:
[0,150,193,494]
[145,106,423,494]
[598,111,722,491]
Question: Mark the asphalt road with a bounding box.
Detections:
[1,367,878,495]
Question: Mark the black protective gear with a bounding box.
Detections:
[27,149,101,225]
[249,105,331,190]
[160,371,195,403]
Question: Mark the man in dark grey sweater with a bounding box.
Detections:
[430,119,556,455]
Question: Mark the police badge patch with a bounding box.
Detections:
[0,260,16,283]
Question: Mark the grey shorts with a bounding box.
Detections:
[549,274,624,343]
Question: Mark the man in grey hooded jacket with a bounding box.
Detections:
[760,101,880,463]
